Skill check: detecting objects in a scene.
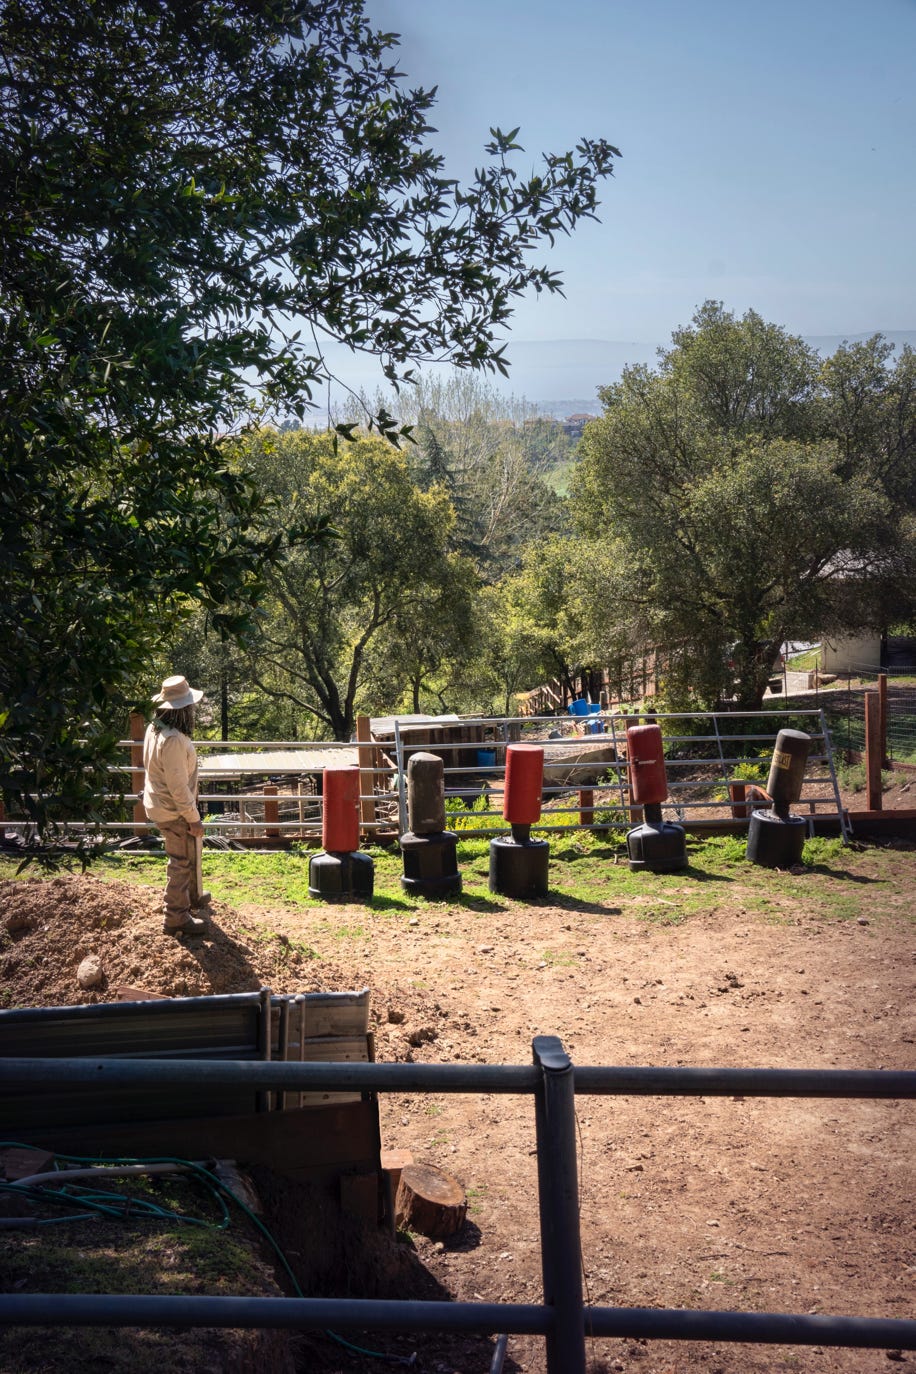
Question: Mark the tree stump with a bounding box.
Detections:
[395,1162,467,1238]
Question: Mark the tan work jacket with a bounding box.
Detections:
[142,723,200,825]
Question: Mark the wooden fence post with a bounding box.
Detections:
[263,783,280,839]
[865,690,882,812]
[129,711,146,832]
[356,715,378,836]
[578,788,594,830]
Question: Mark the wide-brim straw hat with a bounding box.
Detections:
[153,675,204,710]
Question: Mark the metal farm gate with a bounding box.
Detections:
[1,1039,914,1371]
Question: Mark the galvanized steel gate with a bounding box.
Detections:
[1,1039,914,1371]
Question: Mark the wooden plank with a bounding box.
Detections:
[578,788,594,828]
[878,672,889,768]
[263,783,280,838]
[356,715,378,832]
[12,1100,382,1184]
[116,986,168,1001]
[1,1146,54,1180]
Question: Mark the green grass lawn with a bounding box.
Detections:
[8,831,906,932]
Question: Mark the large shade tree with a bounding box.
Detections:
[574,304,892,709]
[0,0,618,838]
[232,429,467,741]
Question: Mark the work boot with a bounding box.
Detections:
[163,913,208,938]
[193,890,212,909]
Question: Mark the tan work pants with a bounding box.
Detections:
[158,818,203,924]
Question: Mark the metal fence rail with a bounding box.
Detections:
[2,1043,914,1372]
[0,708,850,843]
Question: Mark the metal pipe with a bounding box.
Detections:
[0,1294,552,1335]
[532,1036,586,1374]
[1,1058,913,1101]
[3,1296,909,1352]
[489,1333,510,1372]
[0,1057,542,1095]
[12,1164,192,1188]
[394,721,408,836]
[571,1065,916,1099]
[584,1306,916,1348]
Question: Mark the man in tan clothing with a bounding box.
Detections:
[143,675,210,937]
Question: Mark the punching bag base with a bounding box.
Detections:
[626,820,688,873]
[308,849,375,901]
[400,830,463,899]
[488,836,550,898]
[746,809,806,868]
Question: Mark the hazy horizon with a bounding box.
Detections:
[318,328,916,419]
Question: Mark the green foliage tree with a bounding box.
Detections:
[0,0,618,839]
[447,582,550,718]
[356,373,572,577]
[818,336,916,627]
[575,304,891,709]
[360,557,480,717]
[664,300,820,439]
[233,430,465,740]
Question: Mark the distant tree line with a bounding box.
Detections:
[158,303,916,738]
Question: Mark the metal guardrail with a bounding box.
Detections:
[1,1041,914,1371]
[398,707,849,840]
[1,708,849,843]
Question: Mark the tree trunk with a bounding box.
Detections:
[395,1162,467,1238]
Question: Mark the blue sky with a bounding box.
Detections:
[360,0,916,349]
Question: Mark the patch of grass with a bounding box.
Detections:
[636,903,688,927]
[837,762,894,793]
[312,919,367,941]
[0,1172,280,1373]
[786,647,821,672]
[5,832,913,935]
[800,836,846,867]
[239,925,318,959]
[690,835,747,868]
[540,947,578,967]
[466,1182,488,1216]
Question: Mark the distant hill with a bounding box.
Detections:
[318,331,916,419]
[502,331,916,416]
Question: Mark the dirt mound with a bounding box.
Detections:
[2,873,262,1005]
[2,854,915,1373]
[0,874,441,1056]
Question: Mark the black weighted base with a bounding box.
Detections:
[308,849,375,901]
[488,835,550,898]
[626,820,688,872]
[746,808,806,868]
[400,830,462,899]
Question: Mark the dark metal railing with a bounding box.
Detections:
[1,1042,914,1372]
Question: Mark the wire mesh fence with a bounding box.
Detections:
[816,670,916,766]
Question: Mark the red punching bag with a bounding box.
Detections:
[322,766,360,852]
[627,724,668,807]
[503,744,544,825]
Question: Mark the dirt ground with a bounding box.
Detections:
[0,818,914,1373]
